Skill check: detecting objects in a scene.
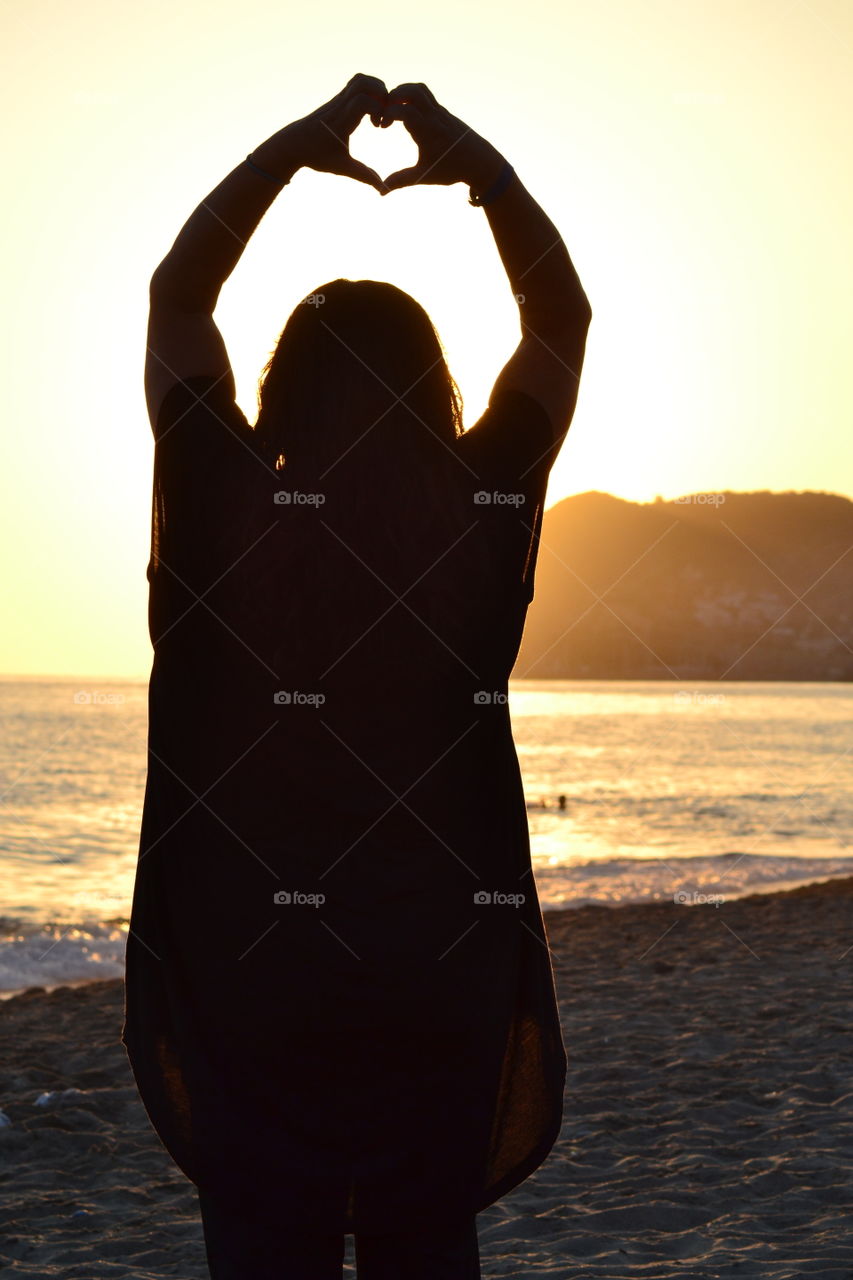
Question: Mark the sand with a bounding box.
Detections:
[1,876,852,1278]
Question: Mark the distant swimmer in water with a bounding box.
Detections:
[525,795,568,812]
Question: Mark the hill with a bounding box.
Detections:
[515,490,853,680]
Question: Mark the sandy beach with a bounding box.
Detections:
[1,877,852,1279]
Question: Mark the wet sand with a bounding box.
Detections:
[1,876,852,1278]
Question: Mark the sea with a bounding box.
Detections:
[1,676,852,998]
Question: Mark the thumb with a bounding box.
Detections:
[381,166,425,193]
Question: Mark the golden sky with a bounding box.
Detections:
[2,0,851,676]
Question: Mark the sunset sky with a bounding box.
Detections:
[2,0,850,677]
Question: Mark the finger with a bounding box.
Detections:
[364,89,388,127]
[338,158,388,193]
[344,73,388,121]
[379,101,422,130]
[381,165,425,192]
[386,83,438,112]
[346,72,388,97]
[339,91,387,135]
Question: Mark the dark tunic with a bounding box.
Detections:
[121,372,568,1234]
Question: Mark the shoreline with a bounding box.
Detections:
[1,867,850,1004]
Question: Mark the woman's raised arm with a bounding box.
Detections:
[380,82,592,441]
[150,73,390,313]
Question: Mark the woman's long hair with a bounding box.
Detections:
[229,279,502,688]
[255,278,464,481]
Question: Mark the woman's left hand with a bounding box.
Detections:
[279,74,389,192]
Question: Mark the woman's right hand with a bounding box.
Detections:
[378,83,506,195]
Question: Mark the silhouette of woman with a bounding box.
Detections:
[122,74,592,1279]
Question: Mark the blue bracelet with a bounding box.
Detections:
[245,153,291,188]
[468,160,515,207]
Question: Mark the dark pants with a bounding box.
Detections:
[197,1187,481,1279]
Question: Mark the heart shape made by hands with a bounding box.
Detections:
[347,114,420,187]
